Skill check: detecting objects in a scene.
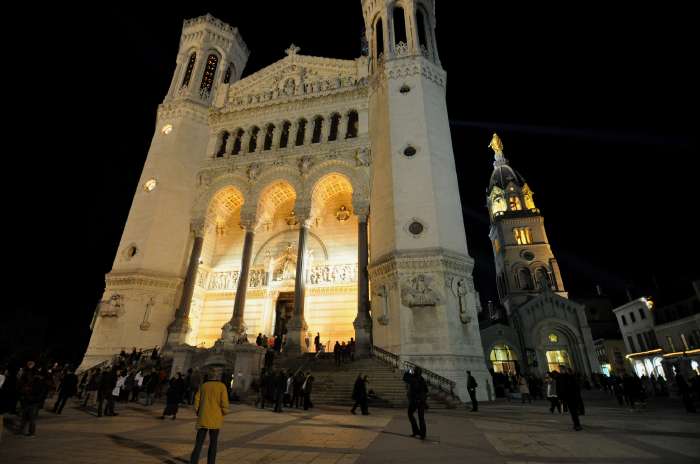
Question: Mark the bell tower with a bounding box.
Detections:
[81,15,249,368]
[486,134,567,314]
[363,0,489,400]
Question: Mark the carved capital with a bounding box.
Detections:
[191,218,207,237]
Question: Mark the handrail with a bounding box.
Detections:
[370,345,458,398]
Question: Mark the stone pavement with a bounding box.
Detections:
[1,396,699,463]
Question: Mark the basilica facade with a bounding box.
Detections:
[81,1,491,400]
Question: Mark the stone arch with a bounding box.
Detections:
[191,173,250,222]
[304,160,369,206]
[249,166,303,210]
[252,176,301,225]
[531,318,586,374]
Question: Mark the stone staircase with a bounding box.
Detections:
[272,353,463,409]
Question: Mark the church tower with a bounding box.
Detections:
[362,0,489,400]
[81,15,249,367]
[486,134,567,314]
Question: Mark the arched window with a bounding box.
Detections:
[346,110,359,138]
[311,116,323,143]
[263,124,274,150]
[416,9,429,52]
[375,18,384,59]
[509,195,522,211]
[328,113,341,141]
[216,131,229,158]
[223,63,233,84]
[248,126,260,153]
[393,7,407,47]
[295,119,307,146]
[200,54,219,93]
[181,52,196,88]
[535,267,550,290]
[517,268,533,290]
[279,121,291,148]
[490,344,517,374]
[231,129,243,155]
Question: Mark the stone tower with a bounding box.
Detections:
[486,134,567,314]
[80,15,249,367]
[362,0,489,400]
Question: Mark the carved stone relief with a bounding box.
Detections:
[401,274,441,308]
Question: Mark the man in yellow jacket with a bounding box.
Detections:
[190,368,229,464]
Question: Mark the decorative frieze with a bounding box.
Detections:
[205,263,358,291]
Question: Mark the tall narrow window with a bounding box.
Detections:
[216,131,229,157]
[279,121,291,148]
[513,227,533,245]
[509,195,522,211]
[181,52,196,88]
[328,113,341,141]
[416,10,429,52]
[311,116,323,143]
[263,124,274,150]
[621,315,627,326]
[630,312,636,323]
[627,336,636,352]
[517,268,533,290]
[393,7,407,46]
[248,127,260,153]
[681,333,689,350]
[200,54,219,93]
[375,18,384,59]
[535,267,550,290]
[223,63,233,84]
[295,119,307,146]
[666,335,675,352]
[639,308,646,319]
[232,129,243,155]
[636,333,646,351]
[346,110,359,138]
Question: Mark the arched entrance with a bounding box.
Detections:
[489,344,519,375]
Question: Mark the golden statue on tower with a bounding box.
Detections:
[488,133,504,154]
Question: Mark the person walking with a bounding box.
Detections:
[404,367,428,439]
[98,367,118,417]
[83,368,100,408]
[556,366,582,431]
[52,369,78,414]
[314,333,321,353]
[302,372,314,410]
[675,372,697,413]
[518,375,531,403]
[16,362,48,437]
[545,373,561,414]
[161,373,186,420]
[274,370,286,413]
[334,341,341,366]
[351,374,369,415]
[292,371,304,409]
[190,368,229,464]
[466,370,478,412]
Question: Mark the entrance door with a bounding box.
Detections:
[274,292,295,338]
[545,350,571,372]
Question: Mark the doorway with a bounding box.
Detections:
[274,292,295,338]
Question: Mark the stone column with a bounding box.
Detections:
[167,221,205,346]
[241,130,252,154]
[321,114,332,142]
[338,112,349,140]
[222,220,255,343]
[290,120,300,147]
[223,131,234,156]
[286,211,311,353]
[353,211,372,356]
[303,118,313,145]
[272,121,283,149]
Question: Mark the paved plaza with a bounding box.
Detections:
[1,396,699,463]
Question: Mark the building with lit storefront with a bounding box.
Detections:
[614,281,700,379]
[479,135,600,378]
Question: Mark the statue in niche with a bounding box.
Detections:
[355,147,371,166]
[285,210,299,226]
[401,274,440,308]
[452,277,472,324]
[298,156,313,175]
[282,78,295,96]
[274,243,297,281]
[247,163,261,181]
[335,205,351,222]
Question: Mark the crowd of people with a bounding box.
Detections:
[252,368,315,412]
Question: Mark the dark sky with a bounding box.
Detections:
[8,3,698,361]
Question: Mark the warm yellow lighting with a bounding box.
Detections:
[644,297,655,310]
[548,333,558,343]
[522,184,536,209]
[162,124,173,135]
[508,195,522,211]
[662,348,700,358]
[625,348,663,359]
[144,178,157,192]
[492,239,501,254]
[514,227,533,245]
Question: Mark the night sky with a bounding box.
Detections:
[7,3,698,362]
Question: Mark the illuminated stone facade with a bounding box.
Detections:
[81,3,490,401]
[480,138,600,378]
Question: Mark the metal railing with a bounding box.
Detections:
[370,345,458,398]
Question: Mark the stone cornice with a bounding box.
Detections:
[371,56,446,90]
[368,248,474,281]
[105,271,183,290]
[157,100,210,124]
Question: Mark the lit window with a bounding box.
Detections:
[548,333,558,343]
[513,227,533,245]
[181,53,196,88]
[161,124,173,135]
[509,195,522,211]
[144,178,157,192]
[200,54,219,93]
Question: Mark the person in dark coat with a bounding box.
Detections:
[555,366,582,430]
[404,367,428,439]
[273,370,286,413]
[303,372,314,410]
[16,362,49,436]
[292,371,304,408]
[98,367,118,417]
[334,342,341,366]
[675,372,697,413]
[161,373,186,419]
[52,369,78,414]
[351,374,369,415]
[466,370,478,412]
